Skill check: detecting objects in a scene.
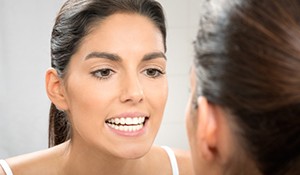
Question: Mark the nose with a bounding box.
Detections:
[119,75,144,104]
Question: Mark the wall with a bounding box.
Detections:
[0,0,201,158]
[154,0,200,149]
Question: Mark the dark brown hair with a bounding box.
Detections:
[49,0,166,147]
[194,0,300,174]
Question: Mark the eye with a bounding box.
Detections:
[143,68,165,78]
[91,68,115,80]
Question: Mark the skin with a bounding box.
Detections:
[1,13,194,175]
[185,67,200,174]
[58,12,168,160]
[185,67,237,175]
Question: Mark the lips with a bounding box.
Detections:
[105,116,148,132]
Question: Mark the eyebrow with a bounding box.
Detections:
[85,52,121,61]
[143,52,167,61]
[85,51,166,62]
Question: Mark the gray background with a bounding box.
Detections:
[0,0,201,158]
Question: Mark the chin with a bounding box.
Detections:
[117,142,152,159]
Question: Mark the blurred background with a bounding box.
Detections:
[0,0,200,157]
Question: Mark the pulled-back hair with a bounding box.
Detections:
[194,0,300,174]
[49,0,166,147]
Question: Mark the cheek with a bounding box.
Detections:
[185,94,193,120]
[186,113,199,172]
[68,86,108,110]
[185,98,193,140]
[65,80,119,140]
[65,78,118,123]
[185,95,199,149]
[144,79,168,112]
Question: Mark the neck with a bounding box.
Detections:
[59,140,145,175]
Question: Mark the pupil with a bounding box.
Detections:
[102,69,110,76]
[148,69,155,75]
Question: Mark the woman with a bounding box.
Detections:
[0,0,193,174]
[186,0,300,175]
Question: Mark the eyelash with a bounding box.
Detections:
[143,68,165,78]
[91,68,115,80]
[90,67,165,80]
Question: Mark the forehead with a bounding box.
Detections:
[98,13,156,32]
[76,13,164,56]
[86,13,161,43]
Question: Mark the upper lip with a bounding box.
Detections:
[105,112,149,121]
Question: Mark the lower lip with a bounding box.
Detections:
[106,120,148,137]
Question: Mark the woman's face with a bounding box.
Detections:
[62,13,167,159]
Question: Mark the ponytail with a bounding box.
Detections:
[48,103,71,147]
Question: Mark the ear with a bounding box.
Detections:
[195,96,217,161]
[45,68,69,111]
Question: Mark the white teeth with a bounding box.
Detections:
[106,116,146,132]
[108,123,144,132]
[106,117,146,125]
[133,117,139,124]
[115,118,120,124]
[126,118,133,125]
[139,117,145,123]
[120,118,126,125]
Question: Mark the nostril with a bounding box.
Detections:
[120,89,144,103]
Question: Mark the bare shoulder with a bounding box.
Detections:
[5,150,53,175]
[0,167,5,175]
[150,146,195,175]
[144,145,177,175]
[5,142,67,175]
[173,148,195,175]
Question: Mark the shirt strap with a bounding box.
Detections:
[0,159,13,175]
[161,146,179,175]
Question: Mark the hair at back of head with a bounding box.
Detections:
[194,0,300,174]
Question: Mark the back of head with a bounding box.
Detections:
[194,0,300,174]
[49,0,166,147]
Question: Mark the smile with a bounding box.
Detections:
[105,117,147,132]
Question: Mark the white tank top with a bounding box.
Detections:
[161,146,179,175]
[0,159,13,175]
[0,146,179,175]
